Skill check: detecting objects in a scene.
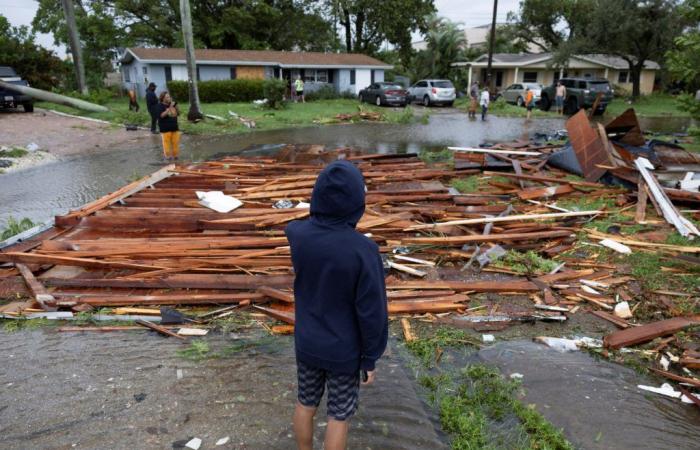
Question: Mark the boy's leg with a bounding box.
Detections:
[295,361,325,449]
[324,370,359,450]
[324,419,349,450]
[293,401,316,450]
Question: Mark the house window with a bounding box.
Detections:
[164,65,172,82]
[124,67,131,82]
[371,70,375,84]
[303,70,315,82]
[142,66,148,75]
[230,67,237,80]
[196,66,200,81]
[583,72,593,78]
[618,71,629,83]
[316,69,328,83]
[350,69,356,85]
[523,71,538,83]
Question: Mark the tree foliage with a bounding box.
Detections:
[330,0,435,63]
[408,16,469,88]
[666,0,700,125]
[0,14,69,90]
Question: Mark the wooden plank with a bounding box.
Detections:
[635,179,648,223]
[401,318,416,342]
[590,310,630,329]
[253,305,295,324]
[45,274,294,290]
[15,263,56,311]
[135,319,186,339]
[566,110,610,181]
[55,164,176,226]
[407,211,599,230]
[448,146,542,156]
[399,230,574,245]
[257,286,294,303]
[604,316,700,349]
[0,252,168,271]
[648,368,700,388]
[482,171,603,188]
[517,184,574,200]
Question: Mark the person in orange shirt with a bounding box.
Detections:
[525,87,535,120]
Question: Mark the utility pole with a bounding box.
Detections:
[61,0,88,95]
[180,0,203,121]
[486,0,498,94]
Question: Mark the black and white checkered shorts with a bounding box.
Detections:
[296,360,360,421]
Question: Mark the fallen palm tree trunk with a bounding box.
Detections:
[0,80,109,112]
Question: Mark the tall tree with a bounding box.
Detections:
[666,0,700,121]
[60,0,88,94]
[0,14,69,91]
[179,0,202,121]
[330,0,435,63]
[587,0,683,98]
[410,16,468,87]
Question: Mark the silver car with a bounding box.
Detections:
[501,82,542,106]
[407,79,456,107]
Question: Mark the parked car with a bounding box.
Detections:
[540,77,613,115]
[0,66,33,113]
[359,82,409,107]
[407,79,456,107]
[501,82,543,107]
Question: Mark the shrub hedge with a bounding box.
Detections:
[167,79,265,103]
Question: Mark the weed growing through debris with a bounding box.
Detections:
[419,148,454,166]
[1,318,51,333]
[422,364,574,450]
[407,326,480,367]
[450,176,480,193]
[492,250,558,277]
[1,217,37,240]
[387,106,415,124]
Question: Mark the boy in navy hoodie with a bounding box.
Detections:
[285,160,388,450]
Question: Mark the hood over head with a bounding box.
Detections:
[310,160,365,228]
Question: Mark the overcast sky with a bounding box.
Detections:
[0,0,521,55]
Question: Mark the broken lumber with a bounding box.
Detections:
[15,263,56,311]
[604,316,700,349]
[253,305,295,324]
[135,319,186,339]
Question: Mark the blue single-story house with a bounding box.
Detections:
[119,47,392,98]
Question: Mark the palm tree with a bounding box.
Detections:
[179,0,203,121]
[60,0,88,94]
[411,15,467,81]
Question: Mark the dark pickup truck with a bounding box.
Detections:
[0,66,34,113]
[540,77,613,115]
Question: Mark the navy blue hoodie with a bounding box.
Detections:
[285,160,388,374]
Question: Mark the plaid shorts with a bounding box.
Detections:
[296,360,360,421]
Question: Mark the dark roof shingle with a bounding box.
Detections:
[125,47,391,67]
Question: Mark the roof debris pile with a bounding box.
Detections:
[0,108,698,405]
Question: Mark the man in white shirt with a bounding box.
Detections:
[480,89,490,121]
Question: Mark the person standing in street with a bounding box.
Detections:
[480,88,490,121]
[468,81,479,119]
[286,160,388,450]
[295,76,305,103]
[146,83,159,134]
[525,87,535,120]
[555,81,566,115]
[157,91,180,161]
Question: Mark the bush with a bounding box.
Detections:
[306,85,356,101]
[262,78,286,109]
[167,79,265,103]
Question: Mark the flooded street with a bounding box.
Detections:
[478,341,700,450]
[0,112,566,228]
[0,329,446,450]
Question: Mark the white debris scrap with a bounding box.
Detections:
[185,437,202,450]
[599,238,632,254]
[482,334,495,343]
[613,301,633,319]
[216,436,230,446]
[196,191,243,213]
[637,383,700,404]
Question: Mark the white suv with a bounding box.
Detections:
[408,79,456,107]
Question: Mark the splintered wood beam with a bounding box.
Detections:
[398,230,574,245]
[604,316,700,349]
[135,319,186,339]
[15,263,56,311]
[405,211,600,230]
[253,305,295,324]
[55,164,176,226]
[257,286,294,303]
[0,252,168,271]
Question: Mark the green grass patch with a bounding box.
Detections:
[177,340,211,361]
[604,93,691,118]
[37,98,408,135]
[419,148,454,166]
[1,318,52,333]
[406,326,480,367]
[1,217,37,240]
[492,250,558,277]
[450,176,480,193]
[0,147,29,158]
[425,364,573,450]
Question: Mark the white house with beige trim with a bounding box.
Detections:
[453,53,660,95]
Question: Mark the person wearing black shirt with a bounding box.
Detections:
[145,83,159,134]
[157,91,180,161]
